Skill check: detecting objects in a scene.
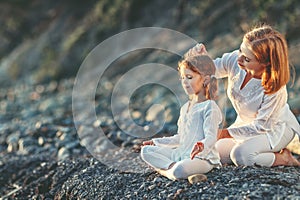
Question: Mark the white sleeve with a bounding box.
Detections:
[152,106,184,148]
[199,101,223,154]
[228,86,287,139]
[214,50,239,79]
[152,134,180,148]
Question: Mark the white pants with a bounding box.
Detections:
[215,128,295,167]
[141,145,214,180]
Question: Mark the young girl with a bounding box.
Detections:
[188,24,300,167]
[140,55,223,180]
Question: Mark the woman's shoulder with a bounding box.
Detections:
[215,49,239,62]
[214,50,241,77]
[263,85,288,101]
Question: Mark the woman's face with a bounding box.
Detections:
[237,41,266,78]
[179,67,203,95]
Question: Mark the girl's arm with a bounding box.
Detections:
[142,140,154,146]
[152,134,180,148]
[142,135,180,147]
[190,141,204,160]
[150,110,184,148]
[190,101,223,158]
[200,101,223,153]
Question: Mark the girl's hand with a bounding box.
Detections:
[142,140,154,146]
[190,142,204,160]
[217,129,232,140]
[185,43,208,57]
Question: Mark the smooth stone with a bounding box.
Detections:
[188,174,208,184]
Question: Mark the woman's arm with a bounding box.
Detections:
[213,50,239,79]
[185,43,208,57]
[186,43,238,79]
[228,86,287,139]
[217,129,232,140]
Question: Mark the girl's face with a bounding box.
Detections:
[179,67,204,95]
[237,41,266,78]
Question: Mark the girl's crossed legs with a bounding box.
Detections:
[141,145,213,180]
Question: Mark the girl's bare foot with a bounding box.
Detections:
[168,162,176,169]
[156,163,177,181]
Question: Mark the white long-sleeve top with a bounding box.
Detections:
[214,50,300,148]
[152,100,222,165]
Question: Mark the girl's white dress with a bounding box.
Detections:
[214,50,300,148]
[141,100,222,172]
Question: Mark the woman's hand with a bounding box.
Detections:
[185,43,208,57]
[217,129,232,140]
[142,140,154,146]
[190,142,204,160]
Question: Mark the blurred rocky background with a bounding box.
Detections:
[0,0,300,199]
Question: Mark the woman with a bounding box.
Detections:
[188,24,300,167]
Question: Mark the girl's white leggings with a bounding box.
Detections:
[215,128,295,167]
[141,146,214,180]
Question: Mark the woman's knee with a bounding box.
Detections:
[215,139,235,164]
[230,145,254,166]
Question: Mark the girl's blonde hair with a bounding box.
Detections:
[178,55,218,100]
[244,24,294,94]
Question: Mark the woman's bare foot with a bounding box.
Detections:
[281,149,300,166]
[273,148,300,167]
